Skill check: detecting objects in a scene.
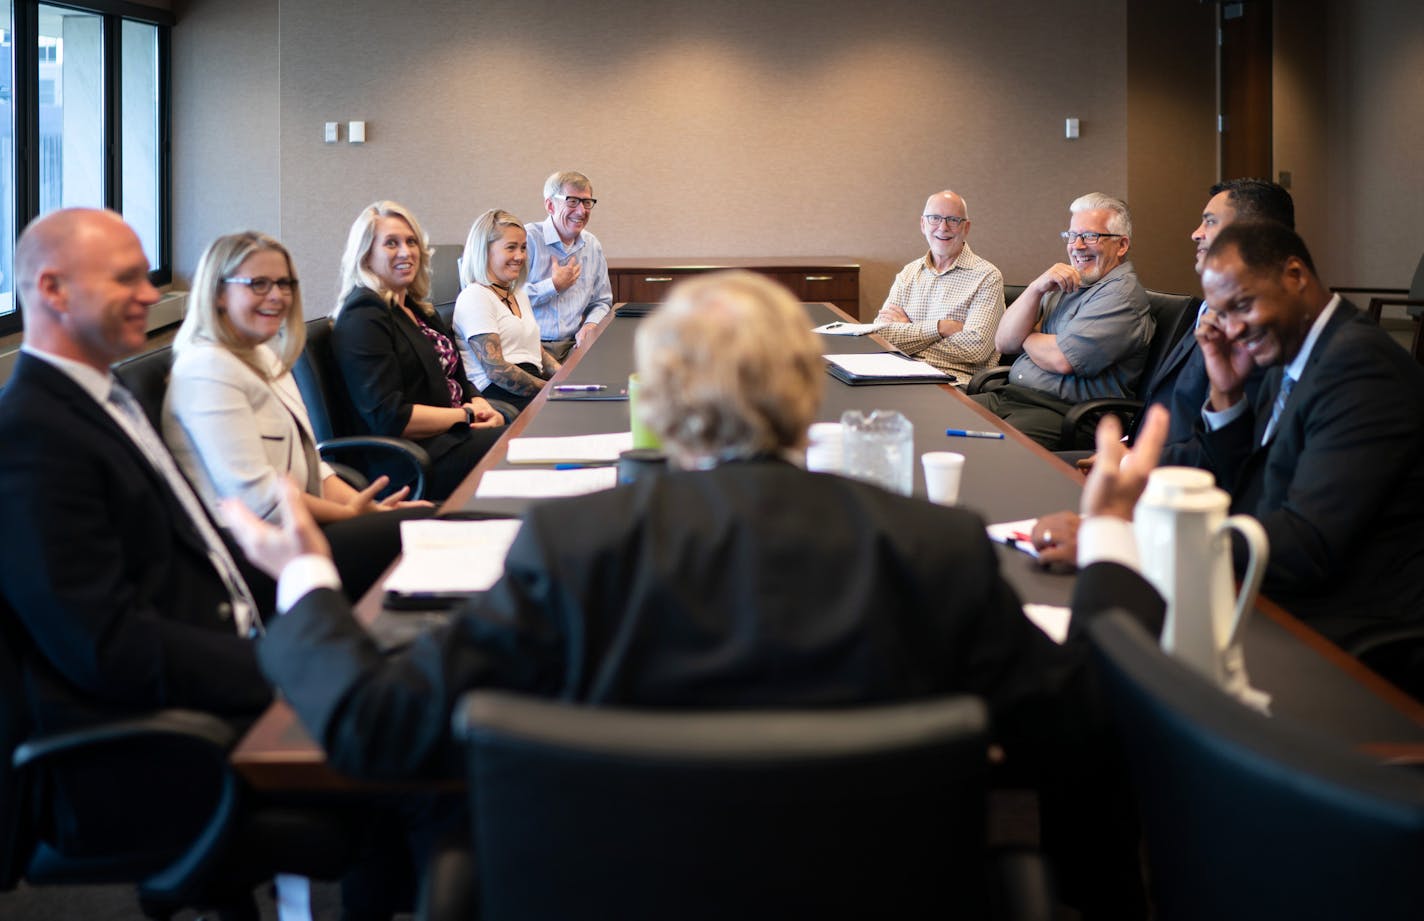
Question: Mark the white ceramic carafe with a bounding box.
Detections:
[1133,467,1270,691]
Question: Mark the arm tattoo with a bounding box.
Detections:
[469,333,545,396]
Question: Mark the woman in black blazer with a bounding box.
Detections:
[332,200,505,500]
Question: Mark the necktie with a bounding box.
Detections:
[1261,373,1295,445]
[107,381,262,636]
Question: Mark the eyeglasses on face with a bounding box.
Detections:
[923,214,967,227]
[554,194,598,210]
[1060,231,1124,245]
[224,276,299,296]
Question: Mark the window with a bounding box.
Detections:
[0,1,171,335]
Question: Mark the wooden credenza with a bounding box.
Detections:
[607,257,860,316]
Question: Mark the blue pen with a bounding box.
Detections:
[945,428,1005,440]
[554,462,615,470]
[554,384,607,392]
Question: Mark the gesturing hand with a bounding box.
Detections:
[1080,405,1169,522]
[222,479,332,579]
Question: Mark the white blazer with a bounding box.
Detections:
[163,341,333,523]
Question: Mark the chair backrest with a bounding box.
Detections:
[455,691,991,921]
[112,345,176,431]
[1409,252,1424,304]
[1003,283,1027,306]
[428,244,464,311]
[1141,290,1199,381]
[291,317,346,443]
[1088,611,1424,920]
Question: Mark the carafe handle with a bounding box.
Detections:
[1219,514,1270,649]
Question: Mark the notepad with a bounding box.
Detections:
[505,431,635,464]
[475,467,618,498]
[812,321,888,336]
[383,518,523,596]
[824,352,954,385]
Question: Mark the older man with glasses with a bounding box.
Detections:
[874,190,1006,383]
[971,192,1153,448]
[523,169,613,361]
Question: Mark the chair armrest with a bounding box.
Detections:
[967,366,1012,395]
[1060,398,1144,450]
[316,436,433,501]
[1331,285,1407,297]
[1366,296,1424,321]
[13,709,236,769]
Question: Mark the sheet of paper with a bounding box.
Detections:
[811,321,888,336]
[505,431,634,464]
[824,352,950,379]
[383,518,524,595]
[475,467,618,498]
[1023,604,1071,645]
[986,518,1041,559]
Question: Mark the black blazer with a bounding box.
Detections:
[1200,300,1424,641]
[1137,324,1264,466]
[259,460,1165,781]
[0,354,272,733]
[331,286,478,478]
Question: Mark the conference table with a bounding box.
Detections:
[231,302,1424,790]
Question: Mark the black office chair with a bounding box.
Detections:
[965,290,1198,450]
[428,243,464,312]
[1334,252,1424,365]
[113,344,175,430]
[444,690,1051,921]
[0,605,353,919]
[1087,611,1424,920]
[292,317,433,499]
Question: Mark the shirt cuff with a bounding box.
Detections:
[1077,516,1140,570]
[277,554,342,613]
[1203,395,1248,431]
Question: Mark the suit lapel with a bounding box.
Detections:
[390,305,451,405]
[18,354,219,562]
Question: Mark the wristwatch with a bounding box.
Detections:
[463,406,475,425]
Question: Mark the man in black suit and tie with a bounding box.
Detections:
[1192,221,1424,643]
[234,269,1174,918]
[1141,178,1290,459]
[0,209,277,857]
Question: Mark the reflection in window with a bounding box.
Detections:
[39,4,104,214]
[121,20,158,269]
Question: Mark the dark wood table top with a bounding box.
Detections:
[231,303,1424,791]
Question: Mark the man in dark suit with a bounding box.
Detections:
[0,210,274,854]
[1143,178,1290,458]
[235,270,1172,917]
[1192,221,1424,643]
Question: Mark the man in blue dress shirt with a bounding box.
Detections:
[523,170,613,360]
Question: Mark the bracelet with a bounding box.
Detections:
[464,406,475,425]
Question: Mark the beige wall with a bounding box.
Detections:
[171,0,1423,317]
[176,0,1131,319]
[1323,2,1424,288]
[171,0,280,279]
[1126,1,1217,295]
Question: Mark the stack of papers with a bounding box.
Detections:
[811,320,888,336]
[476,467,618,498]
[824,353,954,385]
[986,518,1040,559]
[505,432,634,464]
[383,518,523,596]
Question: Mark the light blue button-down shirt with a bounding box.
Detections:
[523,217,613,341]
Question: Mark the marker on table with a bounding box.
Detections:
[945,428,1005,440]
[553,384,608,392]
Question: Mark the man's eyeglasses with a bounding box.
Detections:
[923,215,967,227]
[554,194,598,210]
[224,276,299,296]
[1060,231,1124,245]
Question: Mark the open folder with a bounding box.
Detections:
[824,352,955,385]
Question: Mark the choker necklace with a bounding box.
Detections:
[489,283,514,309]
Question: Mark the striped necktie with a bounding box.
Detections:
[107,380,262,636]
[1261,373,1295,445]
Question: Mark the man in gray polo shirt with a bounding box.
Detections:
[971,192,1153,447]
